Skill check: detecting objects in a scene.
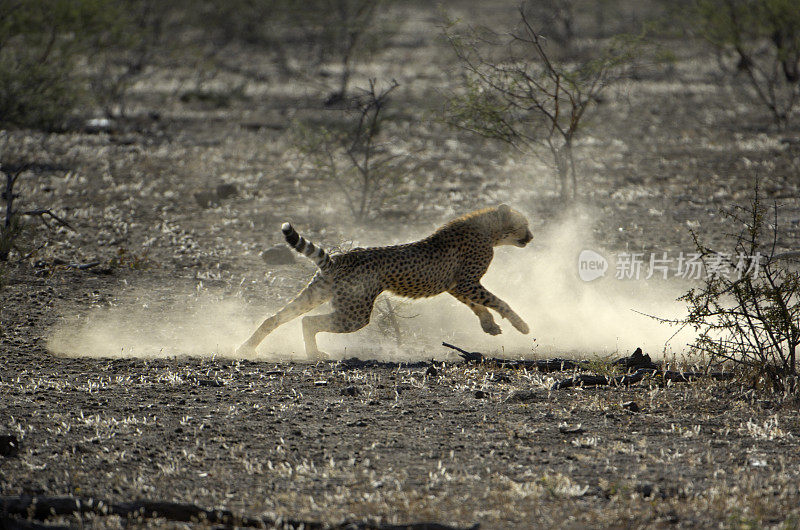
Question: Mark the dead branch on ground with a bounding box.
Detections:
[2,163,75,262]
[442,342,733,389]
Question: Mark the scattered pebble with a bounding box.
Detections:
[0,435,20,457]
[558,423,585,435]
[215,183,238,199]
[622,401,640,413]
[261,246,296,265]
[505,390,538,403]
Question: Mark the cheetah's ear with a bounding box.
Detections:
[497,204,511,215]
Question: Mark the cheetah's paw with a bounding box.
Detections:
[482,322,502,335]
[235,344,258,358]
[512,319,530,334]
[308,350,331,362]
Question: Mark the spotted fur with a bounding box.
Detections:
[237,204,533,359]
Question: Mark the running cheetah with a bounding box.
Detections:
[237,204,532,358]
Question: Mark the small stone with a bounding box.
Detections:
[216,183,238,199]
[506,390,538,403]
[194,190,218,208]
[558,423,585,434]
[314,380,328,386]
[341,386,359,396]
[0,435,19,457]
[635,483,654,498]
[474,390,489,399]
[261,245,296,265]
[622,401,640,413]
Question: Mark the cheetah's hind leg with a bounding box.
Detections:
[236,280,331,357]
[300,289,379,360]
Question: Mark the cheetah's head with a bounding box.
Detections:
[495,204,533,247]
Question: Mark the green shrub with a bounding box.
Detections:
[0,59,80,131]
[0,0,120,129]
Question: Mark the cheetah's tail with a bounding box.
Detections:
[282,223,332,271]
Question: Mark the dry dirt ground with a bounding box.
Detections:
[3,2,800,528]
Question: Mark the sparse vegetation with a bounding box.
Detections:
[313,0,397,101]
[0,0,119,129]
[372,296,418,347]
[198,0,397,99]
[678,183,800,392]
[2,0,404,128]
[1,161,73,263]
[0,60,80,132]
[444,7,640,200]
[1,164,26,262]
[3,1,800,528]
[522,0,577,48]
[293,79,413,220]
[690,0,800,126]
[86,0,194,118]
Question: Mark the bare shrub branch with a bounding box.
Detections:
[292,79,416,221]
[443,7,640,200]
[691,0,800,126]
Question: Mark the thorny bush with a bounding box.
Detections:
[678,183,800,392]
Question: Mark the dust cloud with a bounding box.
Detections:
[47,207,696,361]
[47,291,308,360]
[400,207,697,359]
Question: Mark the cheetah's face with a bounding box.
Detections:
[497,206,533,247]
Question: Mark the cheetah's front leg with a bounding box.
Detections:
[449,292,502,335]
[451,283,529,334]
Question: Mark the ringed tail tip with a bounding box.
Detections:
[280,222,330,271]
